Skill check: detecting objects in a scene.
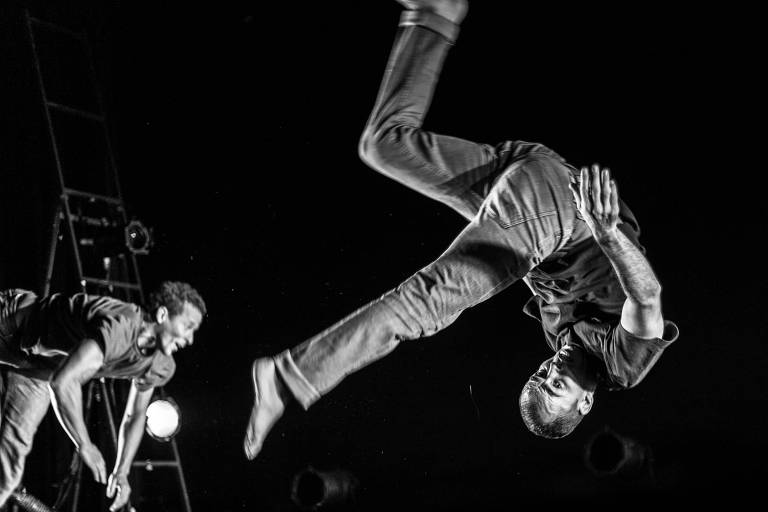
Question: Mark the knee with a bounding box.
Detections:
[358,125,387,171]
[358,123,414,173]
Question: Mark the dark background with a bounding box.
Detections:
[1,1,765,510]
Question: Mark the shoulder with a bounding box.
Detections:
[136,354,177,391]
[78,295,145,328]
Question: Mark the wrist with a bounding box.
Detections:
[593,227,620,245]
[77,440,95,452]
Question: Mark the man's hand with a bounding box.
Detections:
[396,0,468,24]
[78,442,107,484]
[570,164,621,240]
[107,472,131,512]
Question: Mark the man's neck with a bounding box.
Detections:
[136,324,158,356]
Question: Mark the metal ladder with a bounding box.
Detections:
[23,9,193,512]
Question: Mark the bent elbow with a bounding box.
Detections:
[48,377,66,397]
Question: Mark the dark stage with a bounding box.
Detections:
[1,1,764,510]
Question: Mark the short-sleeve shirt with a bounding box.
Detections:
[519,195,679,390]
[1,289,175,391]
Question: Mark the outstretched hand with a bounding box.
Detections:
[78,442,107,484]
[107,472,132,512]
[569,164,621,240]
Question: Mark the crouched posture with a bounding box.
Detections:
[0,282,205,511]
[243,0,678,459]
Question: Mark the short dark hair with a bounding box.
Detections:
[518,380,583,439]
[147,281,207,318]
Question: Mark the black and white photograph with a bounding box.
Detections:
[1,1,763,510]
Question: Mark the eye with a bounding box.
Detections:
[552,380,562,389]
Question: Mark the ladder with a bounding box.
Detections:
[23,9,193,512]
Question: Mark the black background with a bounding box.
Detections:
[1,1,765,510]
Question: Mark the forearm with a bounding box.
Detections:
[113,414,146,476]
[595,227,661,305]
[49,381,94,450]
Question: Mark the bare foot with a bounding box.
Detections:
[243,358,289,460]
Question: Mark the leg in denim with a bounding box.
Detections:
[0,370,52,506]
[276,155,579,408]
[359,15,558,221]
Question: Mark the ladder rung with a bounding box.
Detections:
[132,460,181,468]
[82,277,140,290]
[69,213,121,228]
[28,16,83,40]
[47,101,103,123]
[63,187,122,205]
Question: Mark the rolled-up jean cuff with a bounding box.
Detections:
[399,10,459,43]
[273,349,320,410]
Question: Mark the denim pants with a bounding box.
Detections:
[0,290,52,506]
[0,370,51,506]
[274,14,591,408]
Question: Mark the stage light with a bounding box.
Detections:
[584,426,652,479]
[124,219,153,255]
[10,488,54,512]
[75,217,153,256]
[290,466,359,511]
[145,398,181,442]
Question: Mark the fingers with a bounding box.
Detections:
[580,164,619,216]
[107,474,130,511]
[590,164,603,216]
[601,167,612,213]
[97,460,107,484]
[579,167,591,212]
[89,461,106,484]
[91,452,107,484]
[110,488,129,512]
[568,183,581,209]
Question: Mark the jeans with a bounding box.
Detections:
[0,370,51,506]
[0,290,52,506]
[274,15,592,408]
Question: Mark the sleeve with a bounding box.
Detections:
[85,315,123,363]
[135,355,176,392]
[81,300,143,364]
[601,320,679,390]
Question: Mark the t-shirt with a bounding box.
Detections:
[553,315,677,390]
[520,188,679,390]
[1,289,175,391]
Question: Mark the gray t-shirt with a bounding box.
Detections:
[1,289,175,391]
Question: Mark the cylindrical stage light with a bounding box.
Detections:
[145,398,181,442]
[290,466,359,511]
[10,488,54,512]
[584,426,652,478]
[124,219,153,255]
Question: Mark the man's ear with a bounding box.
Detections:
[155,306,169,324]
[578,391,594,416]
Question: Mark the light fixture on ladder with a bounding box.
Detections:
[24,8,192,512]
